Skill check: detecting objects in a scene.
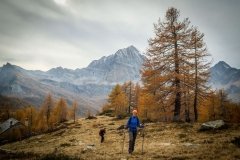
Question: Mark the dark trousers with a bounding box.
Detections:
[128,131,137,153]
[100,135,104,143]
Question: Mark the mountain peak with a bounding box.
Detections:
[212,61,232,72]
[3,62,14,68]
[127,45,139,51]
[87,46,144,69]
[1,62,23,72]
[85,45,145,83]
[55,66,64,70]
[216,61,231,69]
[115,45,140,56]
[46,66,74,78]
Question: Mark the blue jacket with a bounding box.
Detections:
[126,116,140,132]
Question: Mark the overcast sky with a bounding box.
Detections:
[0,0,239,71]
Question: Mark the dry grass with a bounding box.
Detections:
[0,116,240,160]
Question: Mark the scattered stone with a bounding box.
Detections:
[108,122,115,125]
[82,144,95,153]
[86,146,94,150]
[199,120,227,131]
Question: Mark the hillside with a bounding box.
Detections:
[0,95,30,109]
[210,61,240,102]
[1,46,240,114]
[0,116,239,160]
[0,95,31,122]
[0,46,145,112]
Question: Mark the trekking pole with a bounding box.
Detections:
[122,129,125,154]
[141,126,145,155]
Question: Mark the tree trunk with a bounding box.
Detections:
[193,92,198,121]
[193,37,198,122]
[173,29,181,121]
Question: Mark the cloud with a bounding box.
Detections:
[0,0,239,70]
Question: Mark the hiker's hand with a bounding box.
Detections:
[140,123,144,128]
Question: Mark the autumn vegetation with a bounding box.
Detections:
[1,94,79,135]
[102,7,240,123]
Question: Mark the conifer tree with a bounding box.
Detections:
[55,98,68,123]
[143,7,192,121]
[71,101,78,123]
[41,94,54,129]
[108,84,128,116]
[188,28,211,121]
[142,7,211,121]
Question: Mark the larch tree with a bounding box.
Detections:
[142,7,211,122]
[41,94,54,129]
[143,7,192,121]
[55,98,68,123]
[134,83,141,109]
[35,109,47,132]
[108,84,128,116]
[71,101,78,123]
[218,89,228,120]
[140,60,171,121]
[188,28,211,121]
[121,81,140,112]
[25,106,37,135]
[198,90,239,122]
[138,92,157,121]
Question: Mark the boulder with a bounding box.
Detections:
[199,120,227,131]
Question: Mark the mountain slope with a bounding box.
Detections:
[74,45,145,84]
[210,61,240,85]
[0,46,146,112]
[0,46,239,113]
[210,61,240,102]
[0,63,97,114]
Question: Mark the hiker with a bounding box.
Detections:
[125,109,144,154]
[99,128,106,143]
